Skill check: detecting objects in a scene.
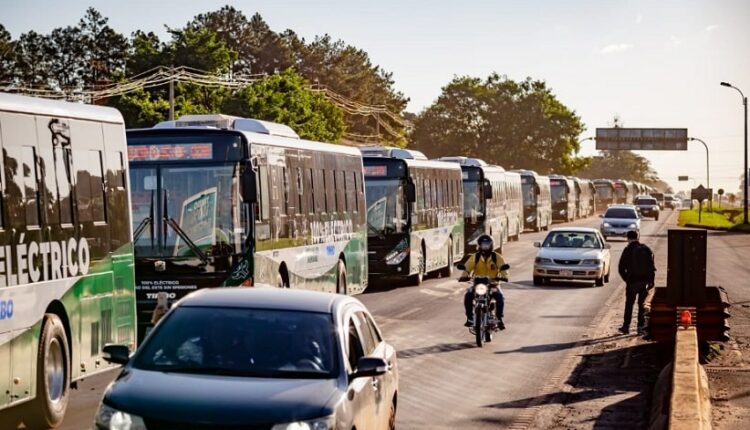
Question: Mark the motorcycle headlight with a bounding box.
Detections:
[535,257,552,264]
[95,403,147,430]
[582,259,602,265]
[474,283,488,295]
[271,415,335,430]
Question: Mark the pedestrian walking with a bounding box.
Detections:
[618,230,656,335]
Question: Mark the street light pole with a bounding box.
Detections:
[688,137,710,189]
[721,82,748,224]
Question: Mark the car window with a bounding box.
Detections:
[364,313,383,344]
[132,307,337,378]
[603,208,637,219]
[348,318,365,370]
[543,231,601,248]
[635,198,656,205]
[355,312,381,355]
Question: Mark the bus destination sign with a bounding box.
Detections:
[595,128,688,151]
[363,165,388,176]
[128,143,213,161]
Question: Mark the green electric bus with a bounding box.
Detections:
[362,148,464,285]
[127,115,368,340]
[0,94,136,429]
[549,175,576,222]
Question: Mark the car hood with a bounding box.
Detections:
[601,217,640,224]
[537,248,604,260]
[104,368,340,425]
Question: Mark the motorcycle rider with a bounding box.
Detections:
[460,234,508,330]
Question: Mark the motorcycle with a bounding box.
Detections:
[457,263,510,347]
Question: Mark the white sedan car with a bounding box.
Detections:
[533,227,612,286]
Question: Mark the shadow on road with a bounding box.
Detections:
[484,342,672,428]
[397,341,476,359]
[510,280,598,290]
[494,334,622,355]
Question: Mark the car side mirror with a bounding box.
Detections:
[533,241,541,248]
[351,357,388,379]
[405,179,416,203]
[456,263,466,271]
[598,214,603,218]
[500,264,510,271]
[241,161,257,203]
[603,243,612,249]
[483,180,493,199]
[102,344,131,365]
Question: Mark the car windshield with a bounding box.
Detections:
[635,198,657,205]
[133,307,337,378]
[604,208,637,219]
[543,231,602,248]
[365,178,407,236]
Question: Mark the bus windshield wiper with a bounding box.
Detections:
[133,217,151,242]
[366,221,385,239]
[163,217,209,266]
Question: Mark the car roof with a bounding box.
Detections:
[606,204,637,210]
[176,287,361,314]
[548,227,599,233]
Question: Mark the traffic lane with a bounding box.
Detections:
[57,369,118,430]
[362,215,670,428]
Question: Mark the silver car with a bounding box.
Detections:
[599,205,641,240]
[533,227,612,286]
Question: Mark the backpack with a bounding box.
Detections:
[628,243,654,281]
[475,252,498,267]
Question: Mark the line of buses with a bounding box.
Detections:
[0,95,656,427]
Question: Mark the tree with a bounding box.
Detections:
[78,7,129,86]
[412,74,586,173]
[0,24,14,83]
[222,69,345,142]
[45,25,86,91]
[127,31,164,75]
[107,88,170,128]
[13,30,51,87]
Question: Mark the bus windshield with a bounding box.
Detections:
[365,178,407,236]
[130,163,244,261]
[462,180,484,217]
[551,184,568,203]
[522,183,536,206]
[595,186,613,199]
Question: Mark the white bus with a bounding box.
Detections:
[0,94,136,429]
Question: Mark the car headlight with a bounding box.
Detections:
[384,239,409,265]
[628,223,637,228]
[474,283,488,295]
[95,404,147,430]
[535,257,552,264]
[582,259,602,265]
[602,222,612,228]
[271,416,335,430]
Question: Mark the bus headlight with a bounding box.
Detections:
[385,239,409,265]
[95,404,147,430]
[526,214,536,223]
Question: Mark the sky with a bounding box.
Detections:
[2,0,749,193]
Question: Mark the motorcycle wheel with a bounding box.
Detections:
[475,309,484,347]
[484,328,493,343]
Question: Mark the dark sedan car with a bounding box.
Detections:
[634,196,660,220]
[95,288,398,430]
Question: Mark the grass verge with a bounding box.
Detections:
[678,209,750,233]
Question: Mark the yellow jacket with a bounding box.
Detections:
[461,252,509,280]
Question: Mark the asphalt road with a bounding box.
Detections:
[47,213,672,430]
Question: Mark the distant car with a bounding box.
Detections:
[664,194,679,209]
[600,205,641,240]
[682,199,693,209]
[533,227,612,286]
[95,288,399,430]
[633,195,660,220]
[650,192,665,209]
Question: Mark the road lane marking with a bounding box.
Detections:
[393,307,423,319]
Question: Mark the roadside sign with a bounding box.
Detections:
[595,128,688,150]
[678,176,689,181]
[718,188,724,196]
[690,185,712,202]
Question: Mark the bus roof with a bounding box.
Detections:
[510,169,540,177]
[0,93,124,124]
[436,156,488,167]
[154,114,300,139]
[360,146,428,160]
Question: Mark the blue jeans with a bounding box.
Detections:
[464,286,504,320]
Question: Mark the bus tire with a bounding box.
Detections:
[27,314,70,430]
[336,260,347,295]
[440,240,453,278]
[409,248,425,286]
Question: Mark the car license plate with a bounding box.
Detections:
[561,270,573,277]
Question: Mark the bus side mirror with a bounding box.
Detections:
[406,180,416,203]
[483,180,493,199]
[241,161,257,203]
[535,184,541,195]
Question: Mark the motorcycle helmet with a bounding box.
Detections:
[477,234,494,256]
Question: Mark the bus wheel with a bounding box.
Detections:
[440,240,453,278]
[336,260,347,295]
[27,314,70,429]
[410,250,425,286]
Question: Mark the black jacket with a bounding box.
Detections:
[618,241,656,284]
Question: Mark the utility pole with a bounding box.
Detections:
[169,66,175,121]
[687,137,710,189]
[720,82,748,224]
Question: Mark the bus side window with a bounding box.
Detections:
[335,171,345,214]
[21,146,41,226]
[282,167,289,216]
[90,150,107,222]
